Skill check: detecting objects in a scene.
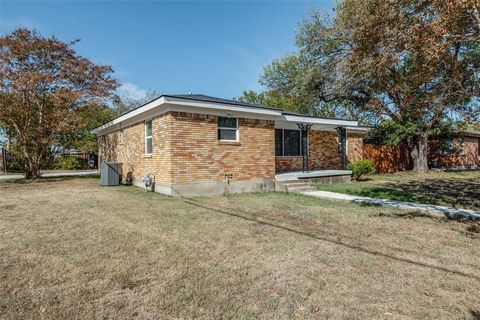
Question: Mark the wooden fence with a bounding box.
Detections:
[362,143,412,173]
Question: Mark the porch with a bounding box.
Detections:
[275,169,352,181]
[275,169,353,193]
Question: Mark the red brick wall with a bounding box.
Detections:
[275,130,364,172]
[429,137,479,168]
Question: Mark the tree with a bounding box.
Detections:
[262,1,480,171]
[115,89,159,116]
[59,104,117,153]
[0,28,118,177]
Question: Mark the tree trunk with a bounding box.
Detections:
[410,135,429,172]
[22,144,41,179]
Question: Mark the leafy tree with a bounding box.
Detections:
[337,0,479,171]
[0,28,118,177]
[59,104,117,153]
[261,1,480,172]
[236,90,298,112]
[115,89,159,116]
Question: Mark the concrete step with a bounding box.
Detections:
[285,185,316,193]
[276,179,311,185]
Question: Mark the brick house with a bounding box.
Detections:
[428,130,480,169]
[93,94,367,196]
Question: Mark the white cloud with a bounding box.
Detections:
[117,82,147,100]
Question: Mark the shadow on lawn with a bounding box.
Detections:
[350,177,480,210]
[183,198,480,282]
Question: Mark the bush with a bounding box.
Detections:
[54,156,81,170]
[347,159,375,181]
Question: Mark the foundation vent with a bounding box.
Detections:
[224,173,234,184]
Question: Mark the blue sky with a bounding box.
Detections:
[0,1,334,100]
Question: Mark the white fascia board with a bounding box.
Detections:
[283,115,358,126]
[346,126,370,134]
[92,96,284,135]
[282,114,358,127]
[164,96,283,117]
[91,96,166,135]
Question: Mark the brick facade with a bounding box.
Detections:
[275,131,364,172]
[98,111,362,194]
[429,137,479,169]
[99,112,275,186]
[98,112,173,184]
[169,112,275,184]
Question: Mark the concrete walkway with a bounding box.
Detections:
[302,190,480,220]
[0,170,98,181]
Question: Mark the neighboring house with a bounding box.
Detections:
[428,130,480,169]
[92,94,367,196]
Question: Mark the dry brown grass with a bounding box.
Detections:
[1,177,479,319]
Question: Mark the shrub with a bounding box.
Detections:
[347,159,375,181]
[54,156,81,170]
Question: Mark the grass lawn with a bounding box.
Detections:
[1,177,479,319]
[315,170,480,211]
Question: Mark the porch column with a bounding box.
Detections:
[337,126,347,169]
[297,123,312,173]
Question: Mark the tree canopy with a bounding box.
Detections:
[248,0,480,171]
[0,28,118,177]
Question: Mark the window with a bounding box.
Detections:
[275,129,306,156]
[284,130,301,156]
[145,120,152,154]
[441,138,453,156]
[218,117,238,141]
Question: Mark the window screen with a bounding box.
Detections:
[218,117,238,141]
[145,120,153,154]
[283,130,301,156]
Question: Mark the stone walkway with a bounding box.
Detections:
[302,190,480,220]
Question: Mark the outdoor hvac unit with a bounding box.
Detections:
[100,162,122,186]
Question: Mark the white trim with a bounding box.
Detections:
[218,117,239,142]
[144,119,153,155]
[91,94,367,137]
[92,97,166,134]
[282,115,358,127]
[164,96,282,116]
[346,126,370,134]
[92,96,283,136]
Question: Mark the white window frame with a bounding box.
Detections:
[276,129,306,157]
[218,117,239,142]
[145,120,153,155]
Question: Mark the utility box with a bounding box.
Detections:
[100,162,122,186]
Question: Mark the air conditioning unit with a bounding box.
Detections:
[100,162,122,186]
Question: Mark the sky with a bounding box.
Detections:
[0,0,334,101]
